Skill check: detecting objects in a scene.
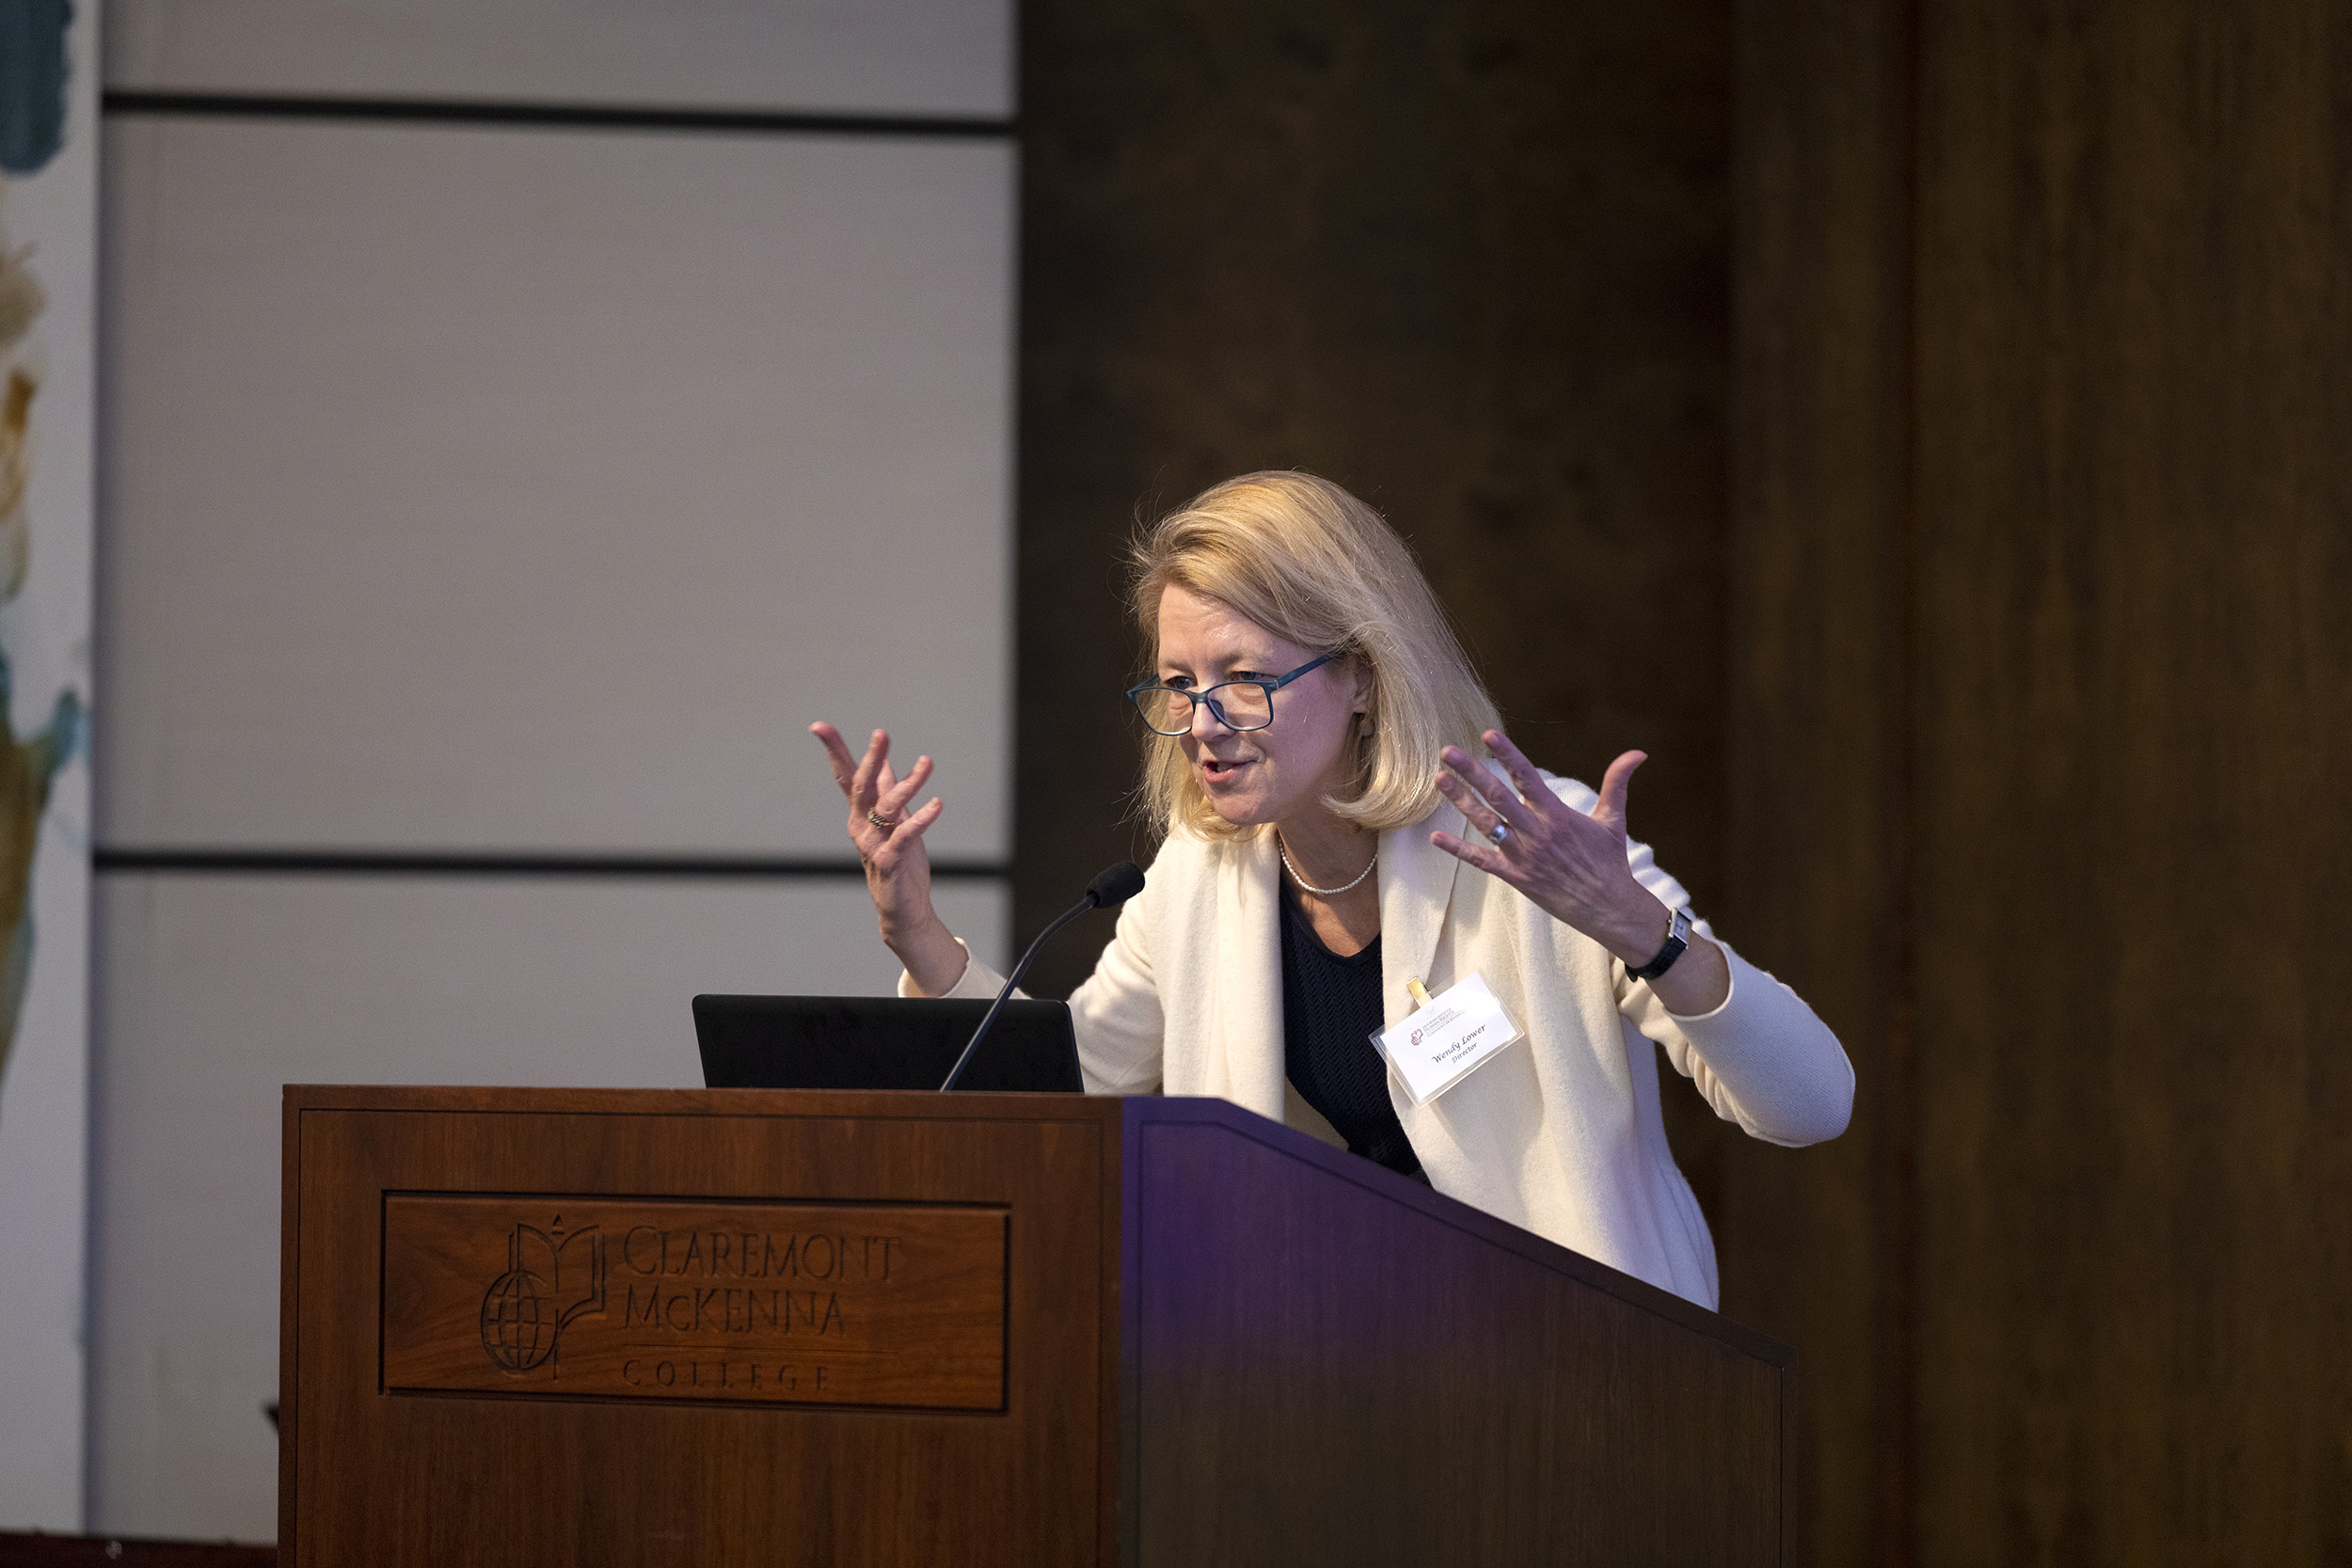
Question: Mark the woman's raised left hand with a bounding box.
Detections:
[1429,730,1675,969]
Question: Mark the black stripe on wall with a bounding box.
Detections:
[94,848,1009,881]
[102,91,1016,140]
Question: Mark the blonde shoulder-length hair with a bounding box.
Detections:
[1130,470,1502,841]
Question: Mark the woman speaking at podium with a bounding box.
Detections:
[811,471,1851,1310]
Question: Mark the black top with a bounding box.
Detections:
[1279,889,1425,1180]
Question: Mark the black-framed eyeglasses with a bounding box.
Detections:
[1125,653,1339,736]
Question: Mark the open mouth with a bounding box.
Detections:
[1200,757,1250,785]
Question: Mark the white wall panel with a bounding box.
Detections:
[86,870,1009,1541]
[104,0,1013,119]
[99,117,1013,857]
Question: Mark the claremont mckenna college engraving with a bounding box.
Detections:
[381,1196,1008,1410]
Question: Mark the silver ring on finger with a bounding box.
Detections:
[1485,819,1511,847]
[866,808,900,830]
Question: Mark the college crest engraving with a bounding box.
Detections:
[478,1218,606,1375]
[382,1195,1007,1410]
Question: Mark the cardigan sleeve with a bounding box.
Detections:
[1629,939,1854,1147]
[897,882,1168,1096]
[1545,775,1855,1148]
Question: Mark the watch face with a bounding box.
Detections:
[1629,911,1689,981]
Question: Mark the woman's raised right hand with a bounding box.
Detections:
[809,722,968,994]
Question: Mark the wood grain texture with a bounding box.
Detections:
[1121,1099,1790,1566]
[1737,0,2352,1558]
[285,1087,1790,1565]
[1726,0,1916,1562]
[382,1196,1007,1409]
[1016,0,1736,1037]
[1911,1,2352,1560]
[283,1088,1115,1568]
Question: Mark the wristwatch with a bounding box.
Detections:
[1626,905,1692,983]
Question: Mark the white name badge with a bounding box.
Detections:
[1371,972,1523,1106]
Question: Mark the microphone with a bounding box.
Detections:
[938,861,1146,1091]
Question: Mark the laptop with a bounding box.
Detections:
[691,994,1085,1093]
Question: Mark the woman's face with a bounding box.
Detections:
[1153,583,1369,831]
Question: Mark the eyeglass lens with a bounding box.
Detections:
[1135,683,1275,734]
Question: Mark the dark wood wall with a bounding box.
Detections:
[1022,0,2350,1560]
[1724,0,1916,1559]
[1014,1,1737,1053]
[1729,0,2352,1560]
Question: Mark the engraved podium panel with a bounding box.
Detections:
[284,1089,1111,1568]
[283,1087,1790,1567]
[381,1196,1008,1409]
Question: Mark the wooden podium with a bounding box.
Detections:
[281,1086,1790,1565]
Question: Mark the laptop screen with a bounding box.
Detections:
[692,994,1085,1093]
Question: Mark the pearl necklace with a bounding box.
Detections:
[1278,834,1377,897]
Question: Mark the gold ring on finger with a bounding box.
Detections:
[866,808,900,830]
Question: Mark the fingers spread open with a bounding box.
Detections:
[1433,770,1506,838]
[1595,749,1647,827]
[1440,746,1532,827]
[1429,829,1513,880]
[850,728,891,806]
[877,754,935,817]
[810,722,861,793]
[1483,730,1552,809]
[879,796,945,852]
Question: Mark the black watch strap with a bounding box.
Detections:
[1626,906,1692,982]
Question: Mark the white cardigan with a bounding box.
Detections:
[914,773,1854,1308]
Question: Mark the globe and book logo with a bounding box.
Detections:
[479,1217,608,1376]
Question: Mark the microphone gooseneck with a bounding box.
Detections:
[938,861,1144,1091]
